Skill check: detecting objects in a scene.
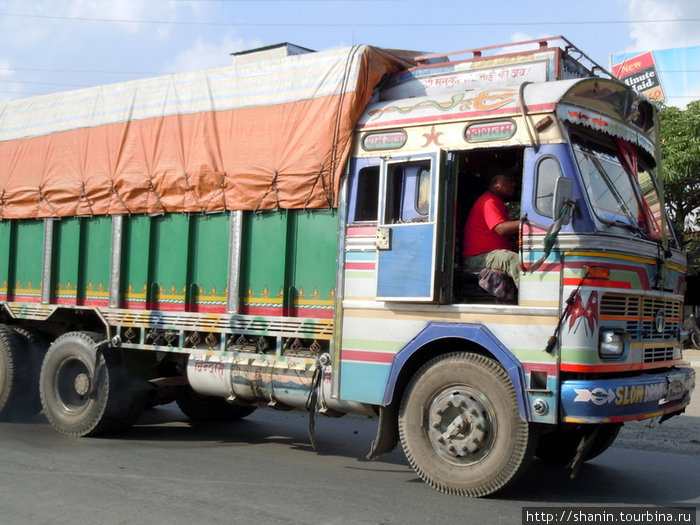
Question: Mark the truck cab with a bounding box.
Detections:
[336,38,694,494]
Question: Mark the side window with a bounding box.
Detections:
[384,165,404,223]
[351,166,379,222]
[535,157,562,217]
[384,160,432,223]
[415,167,431,216]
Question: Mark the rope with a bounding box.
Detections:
[204,172,227,211]
[545,268,591,353]
[183,172,206,214]
[38,188,60,217]
[304,163,330,210]
[528,199,574,273]
[147,178,166,213]
[254,170,281,213]
[109,182,132,214]
[78,183,95,216]
[305,363,323,451]
[323,44,362,208]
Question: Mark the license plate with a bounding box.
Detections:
[665,375,686,402]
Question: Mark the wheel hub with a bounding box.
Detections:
[53,355,96,415]
[427,388,496,465]
[74,373,91,396]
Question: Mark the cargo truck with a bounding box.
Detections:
[0,37,695,497]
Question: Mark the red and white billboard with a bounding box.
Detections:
[612,51,664,102]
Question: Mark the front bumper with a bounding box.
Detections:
[560,367,696,423]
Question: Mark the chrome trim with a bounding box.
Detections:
[109,215,123,308]
[525,232,686,270]
[333,173,349,398]
[41,218,53,304]
[227,211,243,314]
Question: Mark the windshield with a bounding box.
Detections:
[572,134,667,242]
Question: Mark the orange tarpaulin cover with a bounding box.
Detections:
[0,45,414,218]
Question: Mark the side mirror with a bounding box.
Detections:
[553,177,573,225]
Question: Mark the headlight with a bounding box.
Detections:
[599,329,630,358]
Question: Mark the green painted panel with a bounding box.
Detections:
[238,209,338,316]
[0,222,12,297]
[121,215,151,307]
[150,214,190,309]
[13,220,43,299]
[78,217,111,303]
[289,210,338,310]
[53,218,80,302]
[240,211,287,309]
[189,213,229,311]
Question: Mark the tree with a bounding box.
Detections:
[659,100,700,269]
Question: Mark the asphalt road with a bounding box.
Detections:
[0,401,698,525]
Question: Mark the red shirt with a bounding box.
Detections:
[462,190,513,257]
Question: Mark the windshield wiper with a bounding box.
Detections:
[603,219,645,237]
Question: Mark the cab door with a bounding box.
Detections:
[375,152,446,301]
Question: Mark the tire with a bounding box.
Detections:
[10,326,47,417]
[39,331,146,436]
[398,352,538,497]
[536,423,621,463]
[0,326,40,420]
[176,387,256,423]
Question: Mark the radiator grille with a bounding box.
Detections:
[600,293,681,363]
[643,346,677,363]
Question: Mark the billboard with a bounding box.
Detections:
[611,44,700,107]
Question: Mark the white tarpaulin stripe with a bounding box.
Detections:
[0,45,366,142]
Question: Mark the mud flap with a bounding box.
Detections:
[367,403,399,460]
[566,426,600,479]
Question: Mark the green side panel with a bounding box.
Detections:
[12,220,43,300]
[0,222,12,298]
[189,213,229,312]
[53,218,80,303]
[150,214,190,310]
[240,211,288,311]
[288,210,338,313]
[121,215,151,308]
[78,217,111,304]
[239,209,338,317]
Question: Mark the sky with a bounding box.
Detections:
[0,0,699,105]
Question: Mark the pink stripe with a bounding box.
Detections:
[341,349,394,363]
[346,262,375,270]
[7,295,41,303]
[347,225,377,236]
[240,305,334,319]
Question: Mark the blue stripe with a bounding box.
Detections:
[339,361,390,404]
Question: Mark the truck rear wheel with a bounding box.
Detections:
[399,352,537,497]
[11,326,47,417]
[176,386,257,423]
[0,326,41,420]
[40,331,146,436]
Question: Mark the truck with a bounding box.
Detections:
[0,36,695,497]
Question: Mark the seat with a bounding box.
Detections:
[458,267,516,303]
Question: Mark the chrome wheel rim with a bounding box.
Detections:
[425,385,497,466]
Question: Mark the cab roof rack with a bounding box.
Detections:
[413,36,613,80]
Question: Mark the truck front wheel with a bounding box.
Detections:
[40,331,145,436]
[399,352,537,497]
